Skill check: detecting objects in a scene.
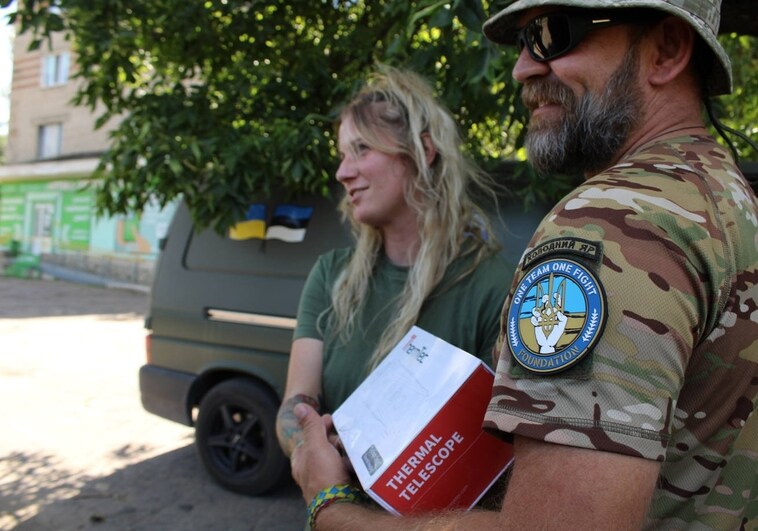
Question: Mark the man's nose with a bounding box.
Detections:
[512,47,551,83]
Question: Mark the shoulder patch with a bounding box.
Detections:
[523,237,602,269]
[506,258,607,375]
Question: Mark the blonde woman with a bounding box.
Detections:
[276,66,511,456]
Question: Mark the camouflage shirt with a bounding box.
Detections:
[485,135,758,529]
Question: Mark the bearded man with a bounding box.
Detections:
[291,1,758,529]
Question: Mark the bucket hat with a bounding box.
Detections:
[483,0,732,95]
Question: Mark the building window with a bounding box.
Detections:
[38,123,63,159]
[41,53,70,87]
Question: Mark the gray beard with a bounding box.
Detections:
[524,45,643,176]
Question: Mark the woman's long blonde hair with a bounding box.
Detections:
[328,65,500,372]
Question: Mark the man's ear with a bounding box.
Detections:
[420,132,437,167]
[646,17,695,88]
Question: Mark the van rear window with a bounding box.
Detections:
[184,198,350,277]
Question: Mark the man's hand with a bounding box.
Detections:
[290,403,352,502]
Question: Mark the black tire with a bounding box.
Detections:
[195,378,288,496]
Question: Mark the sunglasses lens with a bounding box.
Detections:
[524,14,573,61]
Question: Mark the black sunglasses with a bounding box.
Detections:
[517,10,653,62]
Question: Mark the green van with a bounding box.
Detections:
[139,185,548,496]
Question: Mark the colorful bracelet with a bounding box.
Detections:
[307,484,363,529]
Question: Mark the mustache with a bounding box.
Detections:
[521,81,575,111]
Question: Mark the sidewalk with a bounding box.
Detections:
[39,261,150,294]
[0,275,149,319]
[1,251,153,295]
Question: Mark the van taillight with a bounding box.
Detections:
[145,333,153,364]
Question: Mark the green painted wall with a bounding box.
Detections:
[0,176,176,258]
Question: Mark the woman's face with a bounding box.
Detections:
[336,115,417,230]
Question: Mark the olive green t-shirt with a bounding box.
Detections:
[295,247,512,413]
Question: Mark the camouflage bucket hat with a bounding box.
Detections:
[483,0,732,95]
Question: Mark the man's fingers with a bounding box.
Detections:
[293,401,315,420]
[294,402,324,439]
[290,403,353,500]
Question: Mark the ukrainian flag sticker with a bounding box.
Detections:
[229,203,267,240]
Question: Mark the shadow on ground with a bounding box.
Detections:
[1,444,305,531]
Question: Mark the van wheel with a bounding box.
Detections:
[195,378,288,496]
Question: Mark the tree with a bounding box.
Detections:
[8,0,531,231]
[715,34,758,161]
[6,0,757,231]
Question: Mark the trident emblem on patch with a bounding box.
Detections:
[531,273,568,354]
[506,258,607,374]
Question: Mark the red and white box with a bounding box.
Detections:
[332,326,513,516]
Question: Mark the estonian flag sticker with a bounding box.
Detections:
[266,204,314,242]
[228,203,314,243]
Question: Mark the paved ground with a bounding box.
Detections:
[0,277,305,531]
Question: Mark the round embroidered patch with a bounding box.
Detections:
[506,258,606,374]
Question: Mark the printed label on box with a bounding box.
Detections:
[333,326,513,515]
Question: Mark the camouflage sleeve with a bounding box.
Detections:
[484,147,731,461]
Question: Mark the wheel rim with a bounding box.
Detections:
[205,401,266,476]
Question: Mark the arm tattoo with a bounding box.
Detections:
[277,393,321,456]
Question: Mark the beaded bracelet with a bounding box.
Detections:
[307,483,363,529]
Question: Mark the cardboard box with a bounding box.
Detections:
[332,326,513,516]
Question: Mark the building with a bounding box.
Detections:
[0,26,176,286]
